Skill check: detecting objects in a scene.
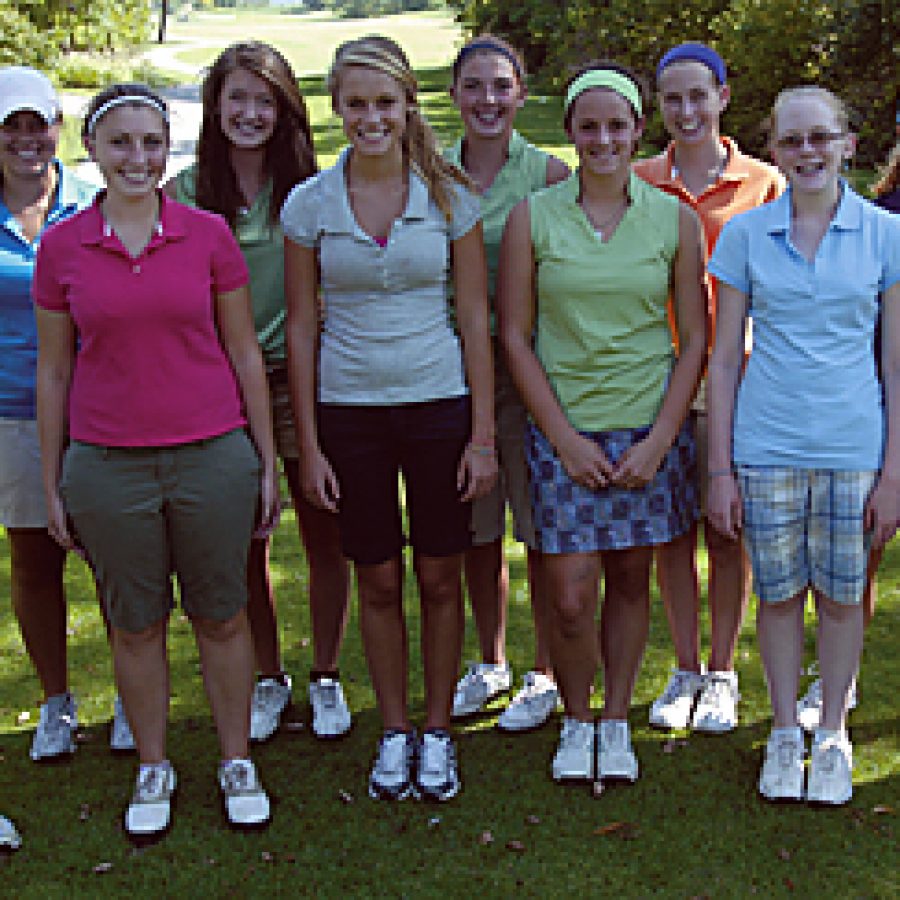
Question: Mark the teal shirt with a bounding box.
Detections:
[174,164,286,362]
[529,170,680,431]
[447,130,549,330]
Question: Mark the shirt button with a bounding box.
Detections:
[133,264,141,274]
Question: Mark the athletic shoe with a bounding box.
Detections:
[649,668,704,730]
[0,815,20,851]
[497,671,559,732]
[219,758,271,829]
[596,719,639,782]
[308,676,351,739]
[125,761,176,838]
[110,695,136,753]
[29,692,77,761]
[451,662,512,719]
[416,729,461,802]
[692,670,739,733]
[797,677,859,733]
[552,717,594,782]
[250,676,292,743]
[368,729,418,801]
[758,728,805,802]
[807,729,853,805]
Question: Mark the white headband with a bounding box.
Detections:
[86,94,169,135]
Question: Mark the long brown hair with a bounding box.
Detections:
[327,35,471,221]
[195,42,317,230]
[872,142,900,198]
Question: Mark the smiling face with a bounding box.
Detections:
[567,88,642,178]
[86,104,168,200]
[657,60,728,147]
[334,65,409,159]
[218,67,277,150]
[451,50,525,141]
[0,110,59,182]
[770,93,853,195]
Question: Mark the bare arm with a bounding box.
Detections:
[36,308,76,549]
[545,156,571,187]
[452,221,498,501]
[215,284,279,534]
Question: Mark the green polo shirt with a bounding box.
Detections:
[174,164,286,362]
[447,130,549,330]
[529,170,680,431]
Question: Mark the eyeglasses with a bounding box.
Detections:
[775,130,845,150]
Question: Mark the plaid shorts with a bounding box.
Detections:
[527,419,699,554]
[737,467,877,605]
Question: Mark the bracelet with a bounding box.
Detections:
[708,469,734,478]
[469,443,497,457]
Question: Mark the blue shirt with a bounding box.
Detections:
[710,183,900,469]
[0,162,96,418]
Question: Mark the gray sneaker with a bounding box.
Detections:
[110,695,136,753]
[0,815,21,851]
[30,692,77,762]
[250,676,292,743]
[807,730,853,805]
[416,729,460,802]
[758,728,805,802]
[368,729,418,801]
[219,758,271,829]
[125,762,176,838]
[451,662,512,719]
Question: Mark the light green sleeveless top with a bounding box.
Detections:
[529,170,679,431]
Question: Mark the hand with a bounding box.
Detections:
[46,490,75,551]
[556,430,614,491]
[707,473,743,540]
[610,433,666,490]
[458,443,498,502]
[254,466,281,539]
[302,447,340,513]
[864,475,900,550]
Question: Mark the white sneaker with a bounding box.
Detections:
[308,677,351,739]
[110,695,136,753]
[451,662,512,719]
[250,676,292,743]
[807,730,853,805]
[30,692,77,761]
[368,729,417,801]
[219,758,271,829]
[596,719,639,782]
[552,717,594,782]
[649,669,704,729]
[125,761,176,838]
[417,730,461,802]
[0,815,21,851]
[692,670,739,733]
[797,677,859,733]
[497,671,559,732]
[758,728,805,801]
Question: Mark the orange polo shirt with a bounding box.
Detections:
[634,136,785,351]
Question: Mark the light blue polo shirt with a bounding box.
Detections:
[280,148,481,405]
[710,183,900,469]
[0,162,96,419]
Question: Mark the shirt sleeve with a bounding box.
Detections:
[209,215,250,294]
[448,182,482,242]
[709,216,751,296]
[32,228,69,312]
[280,179,320,248]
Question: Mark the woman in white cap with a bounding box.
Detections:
[0,66,135,765]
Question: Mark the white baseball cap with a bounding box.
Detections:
[0,66,61,125]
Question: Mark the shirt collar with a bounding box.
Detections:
[764,180,862,234]
[447,130,525,178]
[662,136,750,186]
[79,189,185,247]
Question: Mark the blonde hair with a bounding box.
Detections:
[766,86,851,144]
[327,35,471,220]
[872,142,900,198]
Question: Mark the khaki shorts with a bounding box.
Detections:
[60,429,261,633]
[0,419,47,529]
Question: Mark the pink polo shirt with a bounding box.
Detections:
[33,193,250,446]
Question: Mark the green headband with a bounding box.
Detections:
[564,70,642,118]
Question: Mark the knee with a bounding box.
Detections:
[358,560,401,611]
[113,618,166,651]
[552,591,591,638]
[605,550,651,604]
[192,609,249,643]
[415,556,462,610]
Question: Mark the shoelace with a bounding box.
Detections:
[420,735,452,775]
[252,682,280,710]
[221,763,255,795]
[377,733,411,774]
[317,681,339,709]
[814,738,848,774]
[660,671,697,703]
[774,738,802,769]
[703,676,738,704]
[603,722,628,750]
[560,720,592,750]
[136,766,169,802]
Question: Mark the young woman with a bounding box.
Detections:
[707,87,900,805]
[498,63,706,785]
[165,42,352,743]
[633,43,785,734]
[282,36,496,801]
[0,65,134,759]
[446,36,569,732]
[35,83,278,837]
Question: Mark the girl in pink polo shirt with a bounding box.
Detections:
[34,83,278,840]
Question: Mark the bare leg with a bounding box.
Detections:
[245,537,282,679]
[527,548,553,675]
[462,538,507,665]
[416,553,465,729]
[706,522,752,671]
[815,591,864,732]
[357,556,408,731]
[600,547,652,719]
[192,609,255,760]
[544,553,601,722]
[112,618,169,764]
[757,591,806,728]
[862,545,882,628]
[655,526,701,672]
